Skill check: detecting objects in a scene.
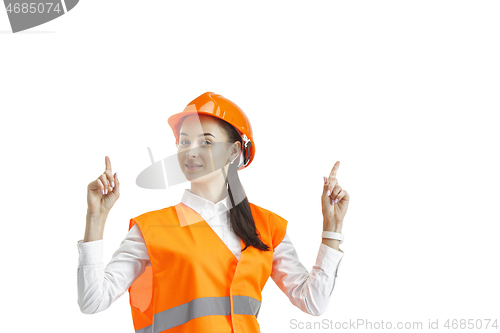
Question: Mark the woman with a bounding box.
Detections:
[77,92,349,333]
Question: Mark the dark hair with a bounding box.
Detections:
[178,115,270,253]
[217,119,271,253]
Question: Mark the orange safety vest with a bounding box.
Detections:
[127,201,288,333]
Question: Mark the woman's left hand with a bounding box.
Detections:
[322,161,350,229]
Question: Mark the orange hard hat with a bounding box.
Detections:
[167,92,255,171]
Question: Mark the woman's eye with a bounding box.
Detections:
[178,140,211,146]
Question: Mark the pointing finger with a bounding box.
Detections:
[330,161,340,179]
[105,156,113,175]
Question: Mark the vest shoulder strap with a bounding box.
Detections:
[128,206,176,232]
[248,202,288,249]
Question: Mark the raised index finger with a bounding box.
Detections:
[105,155,113,174]
[329,161,340,179]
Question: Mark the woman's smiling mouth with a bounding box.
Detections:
[185,163,202,170]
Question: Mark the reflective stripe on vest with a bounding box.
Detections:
[134,295,261,333]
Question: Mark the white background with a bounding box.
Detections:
[1,1,499,332]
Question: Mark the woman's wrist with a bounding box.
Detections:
[323,220,343,233]
[84,211,108,242]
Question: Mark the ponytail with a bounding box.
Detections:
[218,121,270,252]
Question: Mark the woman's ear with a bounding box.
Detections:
[230,141,242,163]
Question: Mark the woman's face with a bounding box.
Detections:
[177,114,239,183]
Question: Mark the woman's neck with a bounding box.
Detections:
[189,185,229,204]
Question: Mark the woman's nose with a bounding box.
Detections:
[186,147,200,158]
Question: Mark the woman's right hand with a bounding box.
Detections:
[87,156,120,216]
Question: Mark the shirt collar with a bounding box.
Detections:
[181,189,231,225]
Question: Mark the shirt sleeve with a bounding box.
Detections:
[77,223,151,314]
[270,231,344,316]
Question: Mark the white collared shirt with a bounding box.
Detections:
[77,189,344,316]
